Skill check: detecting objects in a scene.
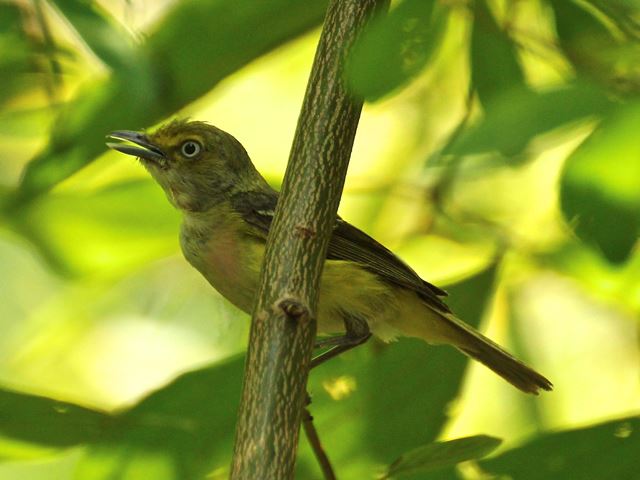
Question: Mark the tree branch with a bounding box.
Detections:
[230,0,386,478]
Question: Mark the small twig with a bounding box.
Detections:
[302,404,337,480]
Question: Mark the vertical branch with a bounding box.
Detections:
[230,0,386,479]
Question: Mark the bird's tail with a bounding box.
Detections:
[439,313,552,395]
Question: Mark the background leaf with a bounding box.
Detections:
[7,180,180,276]
[470,0,526,106]
[481,416,640,480]
[49,0,136,70]
[76,357,244,480]
[0,2,64,108]
[0,388,107,450]
[446,83,612,157]
[346,0,448,101]
[550,0,622,86]
[560,101,640,263]
[383,435,501,479]
[17,0,329,200]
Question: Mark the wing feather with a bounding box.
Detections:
[230,190,450,312]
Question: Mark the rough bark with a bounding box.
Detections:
[230,0,386,478]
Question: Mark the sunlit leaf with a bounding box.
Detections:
[589,0,640,40]
[481,416,640,479]
[0,437,61,461]
[445,83,612,157]
[0,105,54,138]
[382,435,501,479]
[76,356,244,480]
[346,0,449,101]
[560,101,640,263]
[8,179,180,276]
[0,10,42,108]
[16,75,157,199]
[471,0,526,107]
[532,239,640,315]
[49,0,137,70]
[550,0,636,91]
[18,0,329,199]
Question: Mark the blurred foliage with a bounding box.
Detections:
[0,0,639,479]
[346,0,449,100]
[480,416,640,480]
[14,0,329,199]
[382,435,501,479]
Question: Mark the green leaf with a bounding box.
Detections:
[551,0,617,49]
[0,356,244,475]
[0,39,36,108]
[18,0,329,199]
[16,75,158,199]
[346,0,449,101]
[560,101,640,263]
[588,0,640,40]
[0,388,108,450]
[0,105,54,138]
[471,0,526,107]
[75,356,244,480]
[534,239,640,313]
[8,180,180,277]
[481,416,640,479]
[0,2,22,32]
[144,0,328,110]
[446,83,612,157]
[550,0,623,85]
[383,435,502,479]
[49,0,137,70]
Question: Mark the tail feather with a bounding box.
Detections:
[444,314,553,395]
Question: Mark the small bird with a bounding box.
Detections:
[106,120,552,394]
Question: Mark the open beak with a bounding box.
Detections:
[106,130,167,167]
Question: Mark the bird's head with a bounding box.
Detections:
[107,120,264,212]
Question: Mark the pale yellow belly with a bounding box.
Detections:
[184,228,442,343]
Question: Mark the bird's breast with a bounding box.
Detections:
[180,220,261,313]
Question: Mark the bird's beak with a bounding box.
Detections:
[106,130,167,167]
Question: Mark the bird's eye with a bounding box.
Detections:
[180,140,201,158]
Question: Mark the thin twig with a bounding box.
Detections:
[302,406,337,480]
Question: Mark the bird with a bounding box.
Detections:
[106,119,552,394]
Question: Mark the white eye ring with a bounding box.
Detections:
[180,140,201,158]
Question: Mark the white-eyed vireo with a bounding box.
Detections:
[107,120,552,394]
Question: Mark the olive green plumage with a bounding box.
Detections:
[107,120,552,394]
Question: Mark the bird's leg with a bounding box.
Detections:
[311,313,371,368]
[314,336,352,349]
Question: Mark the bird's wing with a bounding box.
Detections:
[230,190,450,313]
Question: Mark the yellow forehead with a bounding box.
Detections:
[149,120,211,148]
